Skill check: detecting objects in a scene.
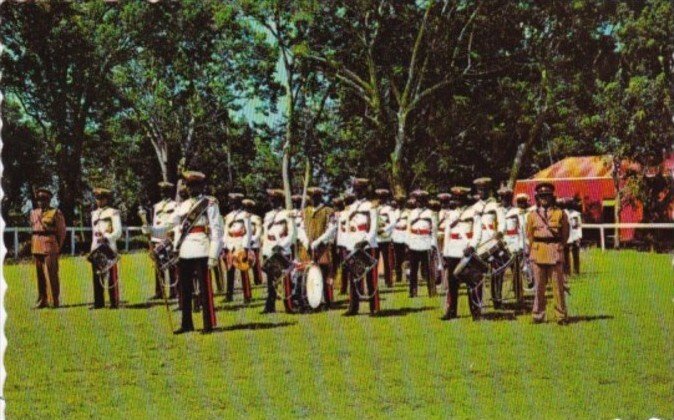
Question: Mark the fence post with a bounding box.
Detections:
[599,226,605,252]
[125,228,130,252]
[13,229,19,258]
[70,229,76,256]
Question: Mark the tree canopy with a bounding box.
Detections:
[2,0,672,224]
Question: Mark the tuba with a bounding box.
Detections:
[232,248,255,271]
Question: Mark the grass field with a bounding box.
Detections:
[3,249,674,418]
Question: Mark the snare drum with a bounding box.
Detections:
[476,237,513,275]
[87,242,119,275]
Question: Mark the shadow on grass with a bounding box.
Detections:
[372,306,436,318]
[217,302,264,312]
[55,302,91,309]
[125,301,176,310]
[565,314,613,324]
[480,311,517,321]
[212,321,297,333]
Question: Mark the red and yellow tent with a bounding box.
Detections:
[514,155,616,206]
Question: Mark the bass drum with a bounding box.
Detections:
[304,263,324,310]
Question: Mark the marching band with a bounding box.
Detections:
[30,171,578,333]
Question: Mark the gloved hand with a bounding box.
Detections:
[463,246,475,257]
[208,257,218,268]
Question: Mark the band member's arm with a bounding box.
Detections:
[367,207,377,246]
[207,203,224,260]
[222,214,232,251]
[497,206,507,234]
[104,210,123,243]
[243,215,252,250]
[278,213,295,250]
[312,221,337,249]
[470,213,481,249]
[55,210,67,250]
[297,224,310,249]
[382,211,397,237]
[431,211,439,250]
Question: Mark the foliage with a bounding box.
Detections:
[1,0,672,222]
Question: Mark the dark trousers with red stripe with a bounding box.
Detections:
[92,263,120,308]
[444,257,482,319]
[318,263,334,307]
[337,246,349,295]
[223,250,252,302]
[393,242,407,282]
[409,249,436,297]
[378,242,394,287]
[263,270,294,313]
[347,249,380,314]
[252,249,263,285]
[178,258,216,331]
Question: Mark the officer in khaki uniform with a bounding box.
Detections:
[30,188,67,308]
[526,182,570,324]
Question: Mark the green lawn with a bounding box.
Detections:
[3,249,673,419]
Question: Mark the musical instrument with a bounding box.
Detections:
[476,237,513,275]
[232,248,255,271]
[151,238,178,272]
[453,238,514,278]
[87,242,119,276]
[304,263,324,309]
[262,249,293,283]
[343,247,377,281]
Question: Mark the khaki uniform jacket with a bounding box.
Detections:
[526,206,570,265]
[299,204,335,262]
[30,208,66,255]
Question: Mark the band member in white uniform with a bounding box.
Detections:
[337,193,355,295]
[243,199,264,285]
[222,192,253,303]
[344,178,380,315]
[143,181,179,300]
[563,198,582,275]
[375,188,397,288]
[171,171,223,334]
[90,188,123,309]
[470,177,506,309]
[261,189,297,313]
[406,190,438,298]
[441,187,482,320]
[392,195,412,283]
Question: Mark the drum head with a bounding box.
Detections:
[305,264,324,309]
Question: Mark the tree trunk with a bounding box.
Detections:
[282,130,293,210]
[390,113,407,197]
[300,157,311,210]
[508,112,547,187]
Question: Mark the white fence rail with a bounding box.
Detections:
[3,226,145,258]
[3,223,674,257]
[583,223,674,251]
